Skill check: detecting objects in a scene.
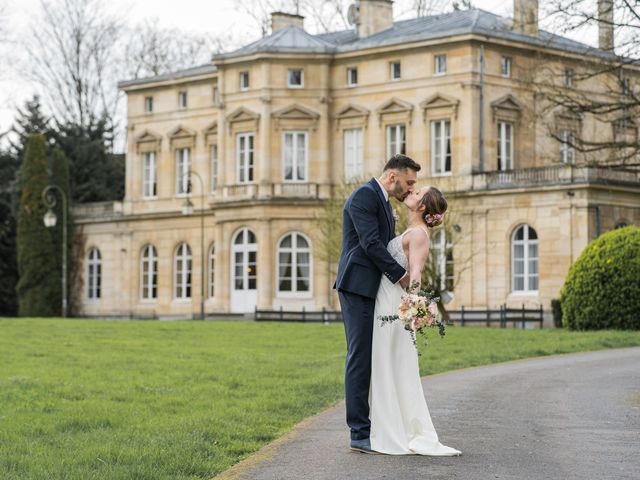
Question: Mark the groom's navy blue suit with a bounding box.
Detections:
[335,178,406,441]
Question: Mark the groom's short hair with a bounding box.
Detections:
[383,154,421,173]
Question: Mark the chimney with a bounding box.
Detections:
[598,0,614,52]
[271,12,304,33]
[513,0,538,37]
[355,0,394,38]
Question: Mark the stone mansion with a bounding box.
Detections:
[72,1,640,320]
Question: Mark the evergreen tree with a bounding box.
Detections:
[0,148,19,316]
[9,96,50,160]
[16,134,59,317]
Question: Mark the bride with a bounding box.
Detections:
[369,185,461,456]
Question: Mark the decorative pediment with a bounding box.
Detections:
[169,125,197,140]
[490,94,522,122]
[134,129,162,152]
[226,107,260,135]
[203,121,218,144]
[271,104,320,131]
[376,97,414,126]
[419,93,460,121]
[334,104,370,130]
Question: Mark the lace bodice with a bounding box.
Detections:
[387,227,430,271]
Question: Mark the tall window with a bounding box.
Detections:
[386,124,406,158]
[288,68,304,88]
[142,151,157,198]
[174,242,192,299]
[237,133,254,183]
[512,225,538,292]
[239,71,249,91]
[497,121,513,171]
[559,130,575,164]
[431,230,454,291]
[501,57,511,77]
[564,68,574,87]
[87,248,101,300]
[212,86,220,105]
[178,91,187,109]
[210,144,218,191]
[208,243,215,298]
[278,233,311,294]
[283,131,307,181]
[390,61,401,80]
[431,119,451,175]
[175,148,191,195]
[344,128,363,181]
[347,67,358,86]
[435,54,447,75]
[144,96,153,113]
[140,245,158,300]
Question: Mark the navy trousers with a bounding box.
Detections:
[338,289,376,441]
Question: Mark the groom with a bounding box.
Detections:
[335,154,421,453]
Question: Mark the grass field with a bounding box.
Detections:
[1,318,639,480]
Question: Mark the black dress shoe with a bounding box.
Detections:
[350,438,379,454]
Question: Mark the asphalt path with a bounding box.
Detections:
[214,348,640,480]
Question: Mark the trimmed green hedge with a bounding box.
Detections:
[560,225,640,330]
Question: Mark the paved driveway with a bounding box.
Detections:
[214,348,640,480]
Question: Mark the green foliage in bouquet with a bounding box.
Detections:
[560,225,640,330]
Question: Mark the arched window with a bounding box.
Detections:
[140,245,158,300]
[87,247,101,300]
[277,232,311,294]
[174,242,192,299]
[208,242,215,298]
[431,229,454,291]
[512,225,538,292]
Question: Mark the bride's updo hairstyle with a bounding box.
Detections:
[419,187,447,228]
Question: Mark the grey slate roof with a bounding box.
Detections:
[118,63,218,89]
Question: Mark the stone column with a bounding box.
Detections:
[256,219,273,309]
[259,61,272,197]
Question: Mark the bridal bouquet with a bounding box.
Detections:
[379,282,446,353]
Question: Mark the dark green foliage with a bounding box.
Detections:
[551,299,563,328]
[16,134,60,317]
[560,226,640,330]
[9,96,50,160]
[52,119,124,202]
[0,150,20,316]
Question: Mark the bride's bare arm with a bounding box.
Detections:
[405,229,430,290]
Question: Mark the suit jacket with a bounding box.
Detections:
[335,178,407,298]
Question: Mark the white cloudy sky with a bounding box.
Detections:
[0,0,595,148]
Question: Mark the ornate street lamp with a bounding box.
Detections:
[42,185,68,317]
[180,170,205,320]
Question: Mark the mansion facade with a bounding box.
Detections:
[73,2,640,322]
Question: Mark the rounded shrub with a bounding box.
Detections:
[560,225,640,330]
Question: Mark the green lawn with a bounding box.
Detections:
[1,318,639,480]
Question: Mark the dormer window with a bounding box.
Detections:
[178,91,187,109]
[144,96,153,113]
[240,71,250,91]
[390,61,401,81]
[347,67,358,87]
[288,68,304,88]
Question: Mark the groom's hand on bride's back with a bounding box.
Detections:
[399,274,410,290]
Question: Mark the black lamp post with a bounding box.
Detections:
[42,185,68,317]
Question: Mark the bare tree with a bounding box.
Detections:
[22,0,123,129]
[528,0,640,167]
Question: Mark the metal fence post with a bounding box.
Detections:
[461,305,465,327]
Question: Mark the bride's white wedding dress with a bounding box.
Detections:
[369,227,461,456]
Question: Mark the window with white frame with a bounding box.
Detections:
[431,119,451,175]
[212,85,220,105]
[435,54,447,75]
[239,71,249,91]
[174,242,192,299]
[237,133,254,183]
[501,57,511,77]
[144,96,153,113]
[142,151,157,198]
[140,244,157,300]
[431,229,454,291]
[277,233,311,294]
[288,68,304,88]
[210,144,218,191]
[344,128,363,181]
[208,243,215,298]
[87,247,101,300]
[386,124,406,158]
[178,91,187,109]
[564,68,573,87]
[175,147,191,195]
[283,131,307,181]
[497,121,513,171]
[559,130,575,164]
[390,61,401,80]
[347,67,358,86]
[512,225,538,292]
